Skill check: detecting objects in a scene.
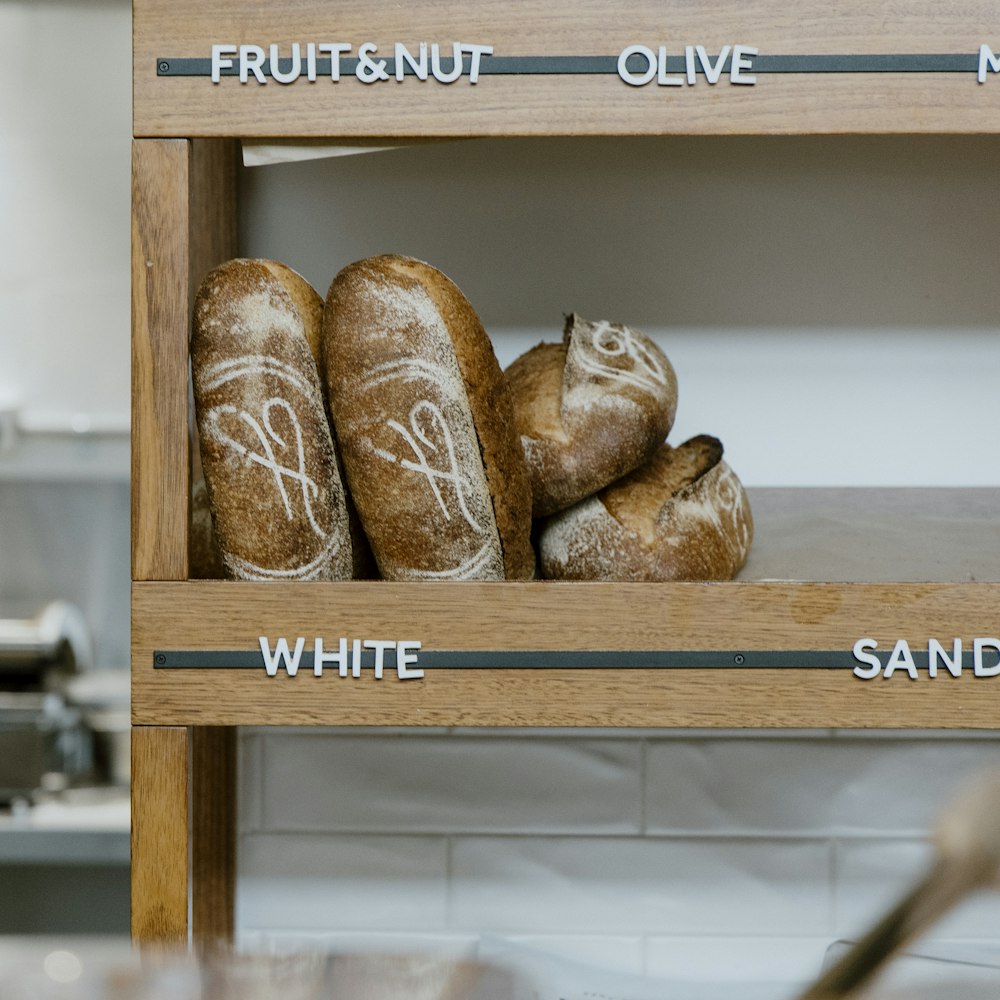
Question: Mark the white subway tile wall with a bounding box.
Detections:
[237,730,1000,993]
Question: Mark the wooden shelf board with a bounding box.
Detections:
[131,579,1000,729]
[133,0,1000,138]
[741,487,1000,583]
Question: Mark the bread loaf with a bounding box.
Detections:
[189,474,225,579]
[322,254,534,581]
[505,314,678,516]
[539,435,752,581]
[192,258,353,581]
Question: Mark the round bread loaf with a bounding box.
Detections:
[192,258,353,581]
[505,314,678,516]
[322,254,534,581]
[539,435,752,581]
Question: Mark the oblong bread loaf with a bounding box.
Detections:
[192,258,353,581]
[539,435,752,581]
[323,254,534,581]
[505,314,678,516]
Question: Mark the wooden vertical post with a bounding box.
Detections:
[131,726,190,943]
[131,137,239,945]
[131,139,193,582]
[191,726,238,944]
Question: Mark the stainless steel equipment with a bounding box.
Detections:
[0,601,95,803]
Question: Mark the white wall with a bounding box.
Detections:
[237,729,1000,997]
[0,0,131,433]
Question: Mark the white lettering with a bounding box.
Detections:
[269,43,302,84]
[261,637,423,680]
[213,40,489,85]
[259,636,305,677]
[619,42,757,87]
[730,45,758,84]
[431,42,464,83]
[364,640,395,679]
[928,638,962,678]
[239,45,267,84]
[356,42,390,83]
[974,638,1000,677]
[314,637,349,677]
[854,637,1000,681]
[657,47,683,86]
[979,44,1000,83]
[853,638,882,680]
[318,42,351,81]
[696,45,732,84]
[395,41,428,81]
[685,45,697,85]
[884,639,918,680]
[397,640,424,679]
[211,44,237,83]
[618,45,658,86]
[462,43,494,83]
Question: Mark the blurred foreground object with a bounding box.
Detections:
[797,770,1000,1000]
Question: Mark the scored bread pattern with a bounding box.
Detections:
[346,351,504,581]
[385,400,486,534]
[682,460,753,555]
[223,530,347,581]
[403,539,499,580]
[200,353,314,394]
[201,354,329,539]
[203,398,327,540]
[360,356,490,533]
[198,352,347,580]
[568,319,672,395]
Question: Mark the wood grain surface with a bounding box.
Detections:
[191,727,236,945]
[134,0,1000,137]
[132,139,238,582]
[187,140,239,312]
[132,141,191,581]
[131,726,190,943]
[132,581,1000,729]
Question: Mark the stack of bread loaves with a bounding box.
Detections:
[190,254,751,582]
[506,314,753,581]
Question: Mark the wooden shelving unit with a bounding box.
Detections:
[131,0,1000,948]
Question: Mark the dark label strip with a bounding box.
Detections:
[152,649,988,670]
[156,53,981,78]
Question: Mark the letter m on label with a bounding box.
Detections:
[979,45,1000,82]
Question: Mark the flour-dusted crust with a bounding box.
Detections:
[323,255,534,581]
[505,314,678,516]
[192,258,353,581]
[539,436,753,581]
